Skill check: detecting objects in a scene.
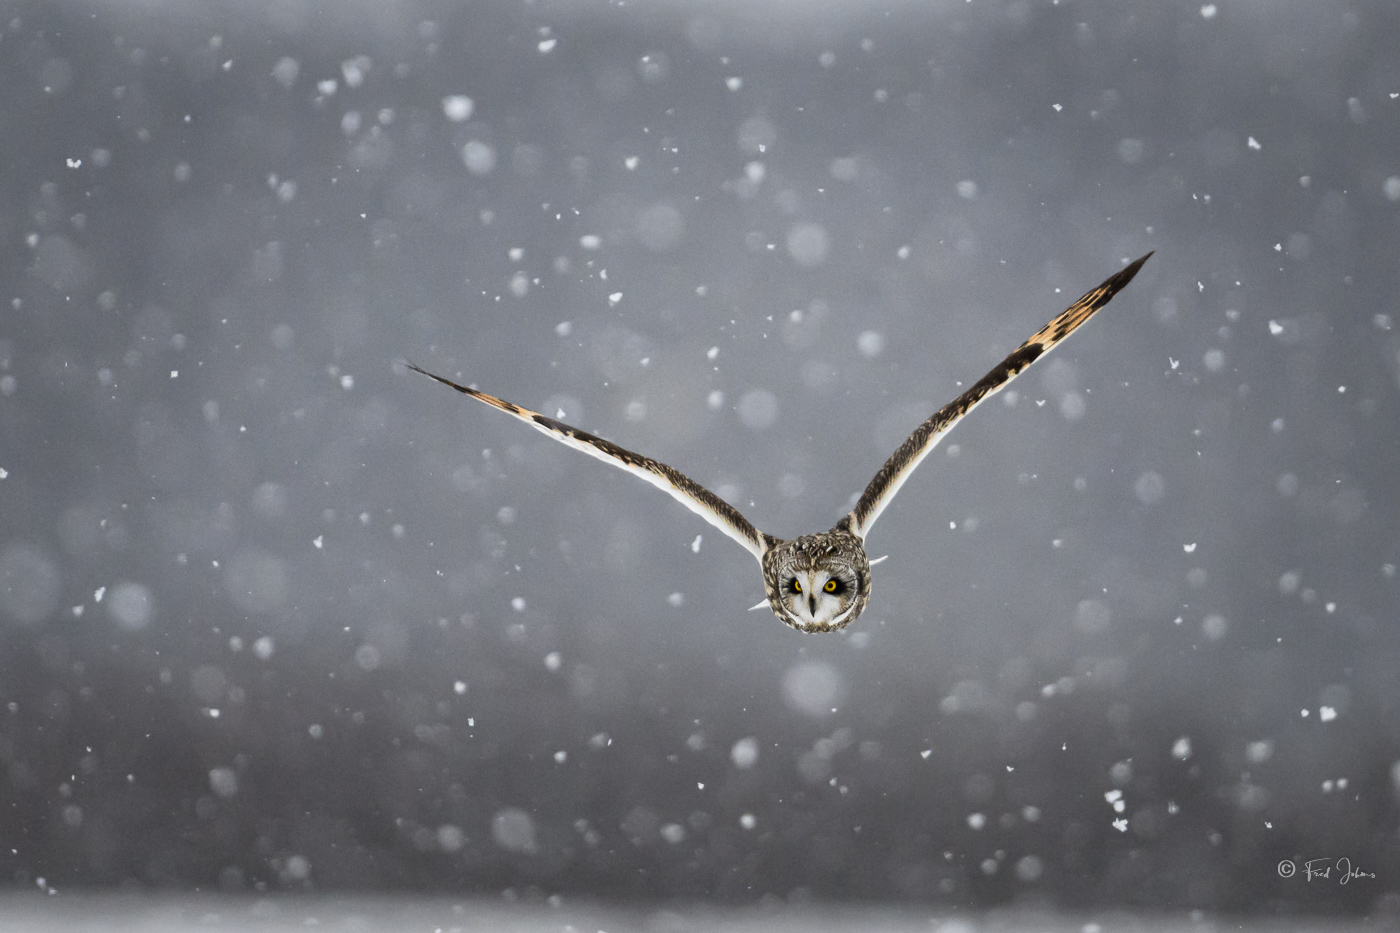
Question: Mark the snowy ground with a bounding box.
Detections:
[0,896,1376,933]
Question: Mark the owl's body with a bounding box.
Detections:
[409,253,1152,632]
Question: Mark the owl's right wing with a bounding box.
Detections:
[407,364,770,562]
[843,252,1153,540]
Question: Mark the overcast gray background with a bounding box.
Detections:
[1,0,1398,921]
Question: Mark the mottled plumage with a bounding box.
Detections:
[409,253,1152,633]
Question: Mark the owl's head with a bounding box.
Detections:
[760,529,872,633]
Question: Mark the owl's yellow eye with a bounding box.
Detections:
[790,579,802,594]
[824,579,839,593]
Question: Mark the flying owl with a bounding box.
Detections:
[409,253,1152,633]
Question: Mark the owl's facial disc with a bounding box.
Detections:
[771,567,862,633]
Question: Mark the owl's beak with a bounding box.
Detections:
[808,594,817,616]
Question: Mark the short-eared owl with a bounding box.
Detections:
[410,253,1152,633]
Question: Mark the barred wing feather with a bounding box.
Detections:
[407,364,769,561]
[845,252,1153,540]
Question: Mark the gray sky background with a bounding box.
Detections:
[1,0,1398,915]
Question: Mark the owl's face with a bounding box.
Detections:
[761,530,871,633]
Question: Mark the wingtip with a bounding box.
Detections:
[404,361,449,383]
[403,361,472,395]
[1108,250,1154,290]
[1126,250,1154,272]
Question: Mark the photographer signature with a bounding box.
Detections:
[1277,857,1375,884]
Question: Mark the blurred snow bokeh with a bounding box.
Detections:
[1,0,1398,918]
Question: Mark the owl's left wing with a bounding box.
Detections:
[407,365,770,562]
[844,252,1153,540]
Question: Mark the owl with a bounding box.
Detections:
[410,253,1152,633]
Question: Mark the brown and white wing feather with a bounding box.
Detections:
[845,252,1153,540]
[407,364,769,561]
